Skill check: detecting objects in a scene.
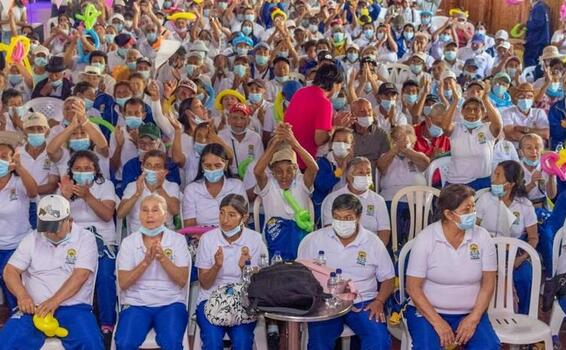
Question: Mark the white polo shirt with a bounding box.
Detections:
[122,180,180,234]
[182,178,246,226]
[0,175,32,249]
[375,111,408,134]
[195,227,267,304]
[117,228,191,307]
[55,148,111,180]
[521,162,550,201]
[18,145,58,188]
[218,129,265,177]
[492,139,520,171]
[109,127,138,181]
[8,224,98,306]
[406,221,497,314]
[502,106,549,132]
[476,192,537,239]
[446,123,495,184]
[322,186,390,234]
[255,174,313,226]
[379,156,427,201]
[298,226,395,303]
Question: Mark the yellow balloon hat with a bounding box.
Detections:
[449,8,469,17]
[167,12,197,21]
[33,314,69,338]
[214,89,246,111]
[271,8,287,21]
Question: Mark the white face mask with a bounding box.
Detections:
[332,219,357,238]
[332,142,350,158]
[352,175,372,192]
[356,116,373,127]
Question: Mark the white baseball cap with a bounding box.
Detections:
[37,195,70,232]
[495,30,509,40]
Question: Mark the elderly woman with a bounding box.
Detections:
[476,160,538,315]
[298,193,395,350]
[115,194,191,350]
[195,194,267,349]
[322,157,390,245]
[441,80,502,190]
[406,184,500,349]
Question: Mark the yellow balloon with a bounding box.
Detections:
[33,314,69,338]
[556,148,566,167]
[0,35,32,74]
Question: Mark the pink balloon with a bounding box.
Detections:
[561,2,566,21]
[541,152,566,181]
[104,0,113,8]
[12,41,23,63]
[505,0,523,4]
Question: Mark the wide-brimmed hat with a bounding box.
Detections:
[46,56,65,73]
[215,89,246,111]
[540,45,564,61]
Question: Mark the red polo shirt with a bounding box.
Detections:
[413,121,451,158]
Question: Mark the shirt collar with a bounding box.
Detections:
[433,222,474,246]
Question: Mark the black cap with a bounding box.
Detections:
[360,56,377,66]
[425,94,440,103]
[46,56,65,73]
[114,33,133,47]
[273,56,291,66]
[317,50,334,63]
[377,82,398,95]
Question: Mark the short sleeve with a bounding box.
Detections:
[321,194,334,227]
[523,202,538,228]
[165,181,181,200]
[374,240,395,282]
[314,97,333,132]
[535,109,549,127]
[297,234,315,260]
[75,231,98,272]
[117,236,137,271]
[173,234,191,267]
[476,193,489,224]
[182,184,197,220]
[122,182,137,200]
[406,233,430,278]
[501,109,514,126]
[374,195,391,231]
[195,234,214,269]
[99,181,117,202]
[8,233,33,271]
[480,232,497,272]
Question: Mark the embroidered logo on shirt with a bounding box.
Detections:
[43,158,52,170]
[477,132,487,144]
[356,251,367,266]
[9,188,17,201]
[512,211,520,225]
[65,248,77,264]
[469,243,480,260]
[164,248,173,260]
[366,205,375,217]
[248,144,255,156]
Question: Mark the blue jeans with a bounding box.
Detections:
[446,176,491,191]
[114,302,188,350]
[307,300,391,350]
[95,255,116,327]
[514,260,533,315]
[29,201,37,229]
[0,304,104,350]
[406,306,500,350]
[195,301,256,350]
[0,249,16,313]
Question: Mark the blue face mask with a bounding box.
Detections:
[117,47,127,58]
[241,26,252,36]
[410,64,422,75]
[333,32,345,43]
[506,68,517,78]
[403,32,414,41]
[185,64,196,76]
[51,79,63,88]
[195,93,205,101]
[439,34,451,42]
[422,16,431,25]
[146,32,157,43]
[493,84,507,97]
[33,72,48,86]
[245,14,255,22]
[332,97,347,110]
[69,138,90,151]
[125,116,143,129]
[144,168,158,185]
[517,98,533,113]
[34,56,48,67]
[222,224,242,238]
[404,94,418,105]
[84,98,94,110]
[255,55,269,66]
[11,106,25,118]
[204,168,224,183]
[28,133,46,148]
[0,159,9,177]
[364,29,374,40]
[455,211,476,230]
[236,47,249,56]
[423,105,433,116]
[376,32,384,41]
[248,93,262,104]
[139,70,150,80]
[72,171,95,185]
[522,157,540,167]
[444,89,453,99]
[194,142,206,155]
[444,51,457,61]
[8,74,22,85]
[127,62,137,70]
[140,225,165,237]
[276,51,289,58]
[347,52,358,63]
[275,75,288,83]
[115,97,130,108]
[234,64,247,77]
[380,99,393,111]
[428,123,443,137]
[491,183,506,198]
[462,119,482,130]
[548,82,561,93]
[105,34,116,44]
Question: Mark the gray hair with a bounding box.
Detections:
[345,156,371,177]
[332,194,363,217]
[140,194,168,212]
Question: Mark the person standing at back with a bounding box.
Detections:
[284,63,344,169]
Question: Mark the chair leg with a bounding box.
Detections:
[550,300,566,337]
[193,324,202,350]
[254,316,268,350]
[341,336,350,350]
[300,323,308,350]
[544,332,554,350]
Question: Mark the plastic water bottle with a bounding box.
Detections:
[326,272,338,307]
[271,251,283,265]
[242,260,253,283]
[335,268,343,282]
[556,142,564,152]
[259,253,269,268]
[316,250,326,265]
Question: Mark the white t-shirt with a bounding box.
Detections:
[182,178,246,226]
[521,162,550,201]
[122,180,180,234]
[55,148,111,180]
[8,223,98,306]
[117,228,191,307]
[18,145,58,188]
[406,221,497,314]
[218,129,265,177]
[476,192,537,239]
[109,127,138,181]
[195,227,267,304]
[298,226,395,303]
[379,156,427,201]
[0,175,32,249]
[502,106,549,133]
[491,139,520,171]
[322,186,390,234]
[446,123,495,184]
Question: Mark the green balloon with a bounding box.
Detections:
[88,117,115,133]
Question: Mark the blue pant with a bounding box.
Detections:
[0,249,16,313]
[196,301,256,350]
[386,201,410,255]
[447,176,491,191]
[29,201,37,229]
[307,301,391,350]
[95,255,116,327]
[514,260,533,315]
[0,304,104,350]
[115,302,188,350]
[406,306,500,350]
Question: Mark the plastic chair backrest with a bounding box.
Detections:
[425,156,451,187]
[552,226,566,278]
[431,16,449,32]
[521,66,536,84]
[385,63,410,87]
[253,196,262,233]
[398,239,415,303]
[23,97,64,121]
[391,186,440,254]
[490,237,542,318]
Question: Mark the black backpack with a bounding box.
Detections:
[247,261,328,316]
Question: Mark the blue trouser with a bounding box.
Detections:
[0,304,104,350]
[307,301,391,350]
[405,306,500,350]
[29,201,37,229]
[447,176,491,191]
[386,201,410,256]
[0,249,17,313]
[515,260,533,315]
[115,302,188,350]
[536,207,554,277]
[95,255,116,327]
[196,301,256,350]
[558,297,566,313]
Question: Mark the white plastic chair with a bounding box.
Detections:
[111,264,192,349]
[396,239,415,350]
[425,156,451,187]
[192,314,268,350]
[390,186,440,255]
[489,237,553,349]
[520,66,537,84]
[430,15,449,32]
[549,226,566,337]
[253,196,263,233]
[23,97,64,123]
[384,63,411,88]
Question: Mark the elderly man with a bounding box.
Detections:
[0,195,104,350]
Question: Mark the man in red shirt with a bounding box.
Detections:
[413,97,451,158]
[284,63,344,168]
